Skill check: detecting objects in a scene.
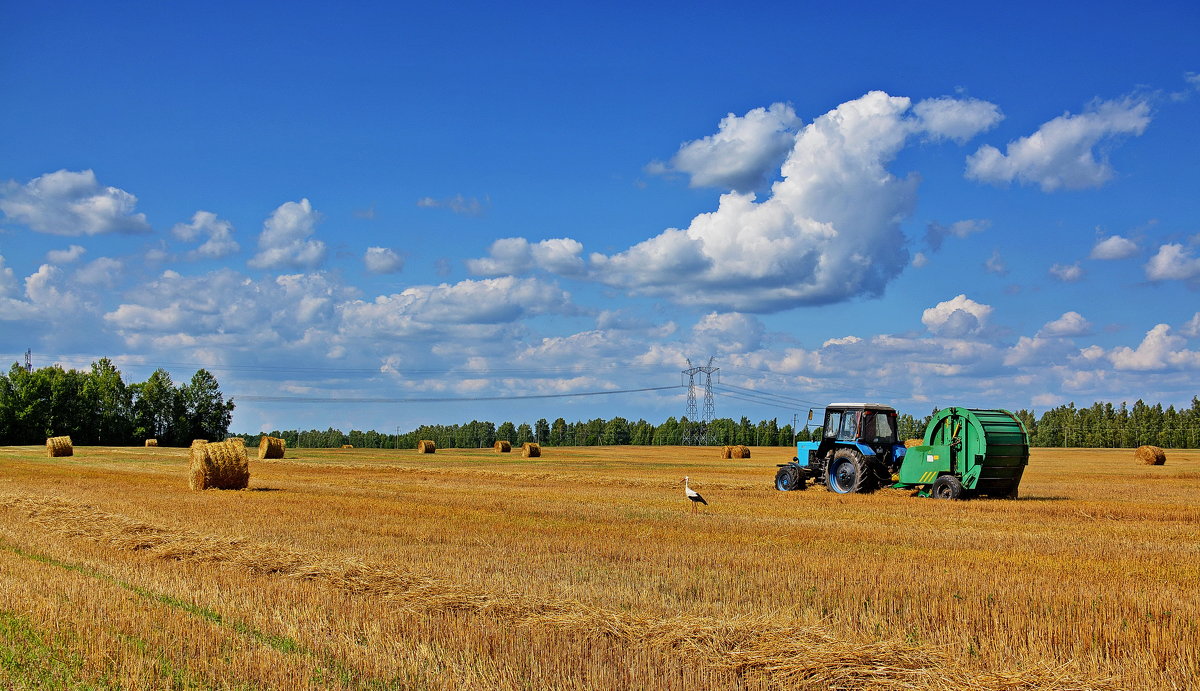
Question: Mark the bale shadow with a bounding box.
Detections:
[248,487,283,492]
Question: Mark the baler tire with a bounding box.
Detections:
[826,448,873,494]
[931,475,964,500]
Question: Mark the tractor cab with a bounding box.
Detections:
[817,404,900,462]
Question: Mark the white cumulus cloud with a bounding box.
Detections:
[173,211,240,259]
[1039,311,1091,337]
[0,169,151,236]
[592,91,993,312]
[46,245,87,264]
[913,96,1003,143]
[922,294,992,337]
[1108,324,1200,371]
[1182,312,1200,338]
[657,103,802,192]
[74,257,123,287]
[1089,234,1138,260]
[966,97,1151,191]
[1145,243,1200,282]
[364,247,404,274]
[248,199,327,270]
[1050,262,1085,282]
[467,237,585,277]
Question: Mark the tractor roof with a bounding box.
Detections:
[826,402,896,412]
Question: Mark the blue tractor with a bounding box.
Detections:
[774,403,904,493]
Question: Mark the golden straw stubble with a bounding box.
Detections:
[188,439,249,490]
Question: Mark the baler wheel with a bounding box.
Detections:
[826,448,872,494]
[775,466,805,491]
[931,475,964,499]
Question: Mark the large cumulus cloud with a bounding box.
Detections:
[589,91,999,312]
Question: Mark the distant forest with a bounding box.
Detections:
[2,361,1197,449]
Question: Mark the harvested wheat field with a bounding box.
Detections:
[0,444,1197,690]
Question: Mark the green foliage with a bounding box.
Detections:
[0,360,233,446]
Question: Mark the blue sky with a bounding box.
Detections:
[2,1,1199,433]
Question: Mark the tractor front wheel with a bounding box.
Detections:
[826,448,872,494]
[775,465,805,491]
[931,475,964,499]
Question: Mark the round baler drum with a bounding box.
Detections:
[923,407,1029,497]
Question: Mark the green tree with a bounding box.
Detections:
[496,421,516,443]
[602,417,630,445]
[549,417,568,446]
[515,423,533,445]
[178,369,235,443]
[131,369,177,442]
[535,418,549,443]
[82,358,132,444]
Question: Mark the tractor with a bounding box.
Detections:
[774,404,1028,499]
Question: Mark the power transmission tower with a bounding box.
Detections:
[24,349,32,373]
[681,357,718,445]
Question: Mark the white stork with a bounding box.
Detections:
[683,476,707,512]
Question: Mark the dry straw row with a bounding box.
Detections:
[0,492,1117,691]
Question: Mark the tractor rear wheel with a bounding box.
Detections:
[774,465,804,491]
[826,448,872,494]
[931,475,964,499]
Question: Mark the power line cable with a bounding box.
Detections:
[233,385,684,404]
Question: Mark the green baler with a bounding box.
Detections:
[896,407,1028,498]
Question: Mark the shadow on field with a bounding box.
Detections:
[248,487,283,492]
[1012,496,1069,501]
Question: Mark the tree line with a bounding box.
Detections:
[0,360,234,446]
[2,359,1196,449]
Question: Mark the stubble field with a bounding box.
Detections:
[0,443,1197,690]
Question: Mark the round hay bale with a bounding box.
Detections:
[191,439,209,448]
[144,439,158,447]
[258,436,286,459]
[46,436,73,458]
[522,442,541,458]
[417,440,436,454]
[730,445,751,459]
[227,437,246,448]
[494,440,512,453]
[341,444,354,449]
[1134,445,1166,465]
[189,439,250,490]
[904,438,924,448]
[720,446,732,459]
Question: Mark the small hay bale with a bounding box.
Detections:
[522,442,541,458]
[145,439,158,447]
[494,440,512,453]
[1134,445,1166,465]
[904,438,924,448]
[417,440,436,454]
[258,436,286,459]
[46,436,73,458]
[720,446,732,459]
[341,444,354,449]
[730,445,751,459]
[189,439,249,490]
[191,439,208,448]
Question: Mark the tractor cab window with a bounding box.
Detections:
[824,411,841,438]
[863,411,897,444]
[838,411,859,441]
